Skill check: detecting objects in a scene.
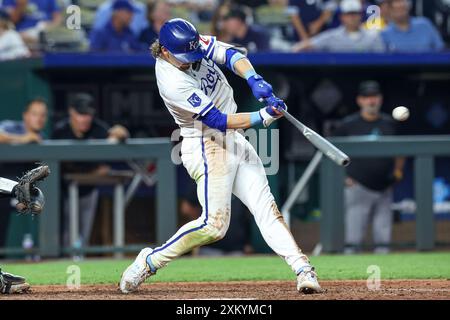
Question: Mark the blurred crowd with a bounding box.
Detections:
[0,0,449,61]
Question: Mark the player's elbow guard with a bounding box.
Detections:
[199,107,228,132]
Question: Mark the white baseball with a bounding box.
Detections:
[392,106,410,121]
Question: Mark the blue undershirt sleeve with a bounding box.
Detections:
[198,107,228,132]
[225,48,246,73]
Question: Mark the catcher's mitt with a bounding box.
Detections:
[0,269,31,294]
[14,165,50,215]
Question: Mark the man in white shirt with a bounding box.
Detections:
[293,0,386,52]
[0,9,29,61]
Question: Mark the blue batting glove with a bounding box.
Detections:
[258,95,287,127]
[247,74,273,101]
[264,96,287,116]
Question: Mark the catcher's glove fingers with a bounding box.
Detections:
[19,165,50,185]
[15,202,28,214]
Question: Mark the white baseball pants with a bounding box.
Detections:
[148,130,310,274]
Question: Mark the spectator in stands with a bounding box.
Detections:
[0,8,29,61]
[364,0,390,31]
[0,97,47,144]
[52,93,129,248]
[211,0,233,42]
[1,0,62,44]
[0,98,48,250]
[139,0,171,48]
[381,0,444,52]
[333,81,405,254]
[293,0,385,52]
[93,0,148,37]
[287,0,337,41]
[90,0,144,52]
[221,6,271,52]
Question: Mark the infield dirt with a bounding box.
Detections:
[1,280,449,300]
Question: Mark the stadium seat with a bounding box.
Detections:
[79,7,96,30]
[78,0,106,10]
[39,26,89,52]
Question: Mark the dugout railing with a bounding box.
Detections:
[319,135,450,253]
[0,138,176,257]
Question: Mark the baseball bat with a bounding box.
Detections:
[279,108,350,167]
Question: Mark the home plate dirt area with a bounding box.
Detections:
[2,280,450,300]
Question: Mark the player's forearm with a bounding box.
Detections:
[226,107,281,130]
[233,58,255,80]
[226,113,253,130]
[0,133,26,144]
[290,15,309,40]
[316,10,333,27]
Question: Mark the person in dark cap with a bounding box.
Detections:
[221,6,271,53]
[89,0,144,52]
[0,8,30,61]
[333,81,405,254]
[52,93,129,248]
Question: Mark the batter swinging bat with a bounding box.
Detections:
[280,108,350,167]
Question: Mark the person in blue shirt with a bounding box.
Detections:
[221,7,271,53]
[1,0,61,32]
[139,0,171,48]
[0,97,47,144]
[381,0,444,52]
[92,0,148,37]
[90,0,144,52]
[287,0,337,41]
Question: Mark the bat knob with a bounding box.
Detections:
[342,158,351,167]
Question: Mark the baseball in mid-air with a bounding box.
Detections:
[392,106,410,121]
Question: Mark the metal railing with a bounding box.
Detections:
[0,138,177,257]
[319,135,450,252]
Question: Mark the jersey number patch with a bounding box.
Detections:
[187,93,202,107]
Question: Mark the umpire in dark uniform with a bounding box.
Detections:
[333,81,405,254]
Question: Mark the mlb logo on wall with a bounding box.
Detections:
[187,93,202,107]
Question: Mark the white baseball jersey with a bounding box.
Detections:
[148,33,312,278]
[155,35,238,137]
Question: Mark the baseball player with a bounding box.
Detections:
[120,18,321,294]
[0,165,49,294]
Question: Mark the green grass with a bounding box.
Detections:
[2,252,450,285]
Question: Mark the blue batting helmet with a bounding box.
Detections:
[159,18,205,64]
